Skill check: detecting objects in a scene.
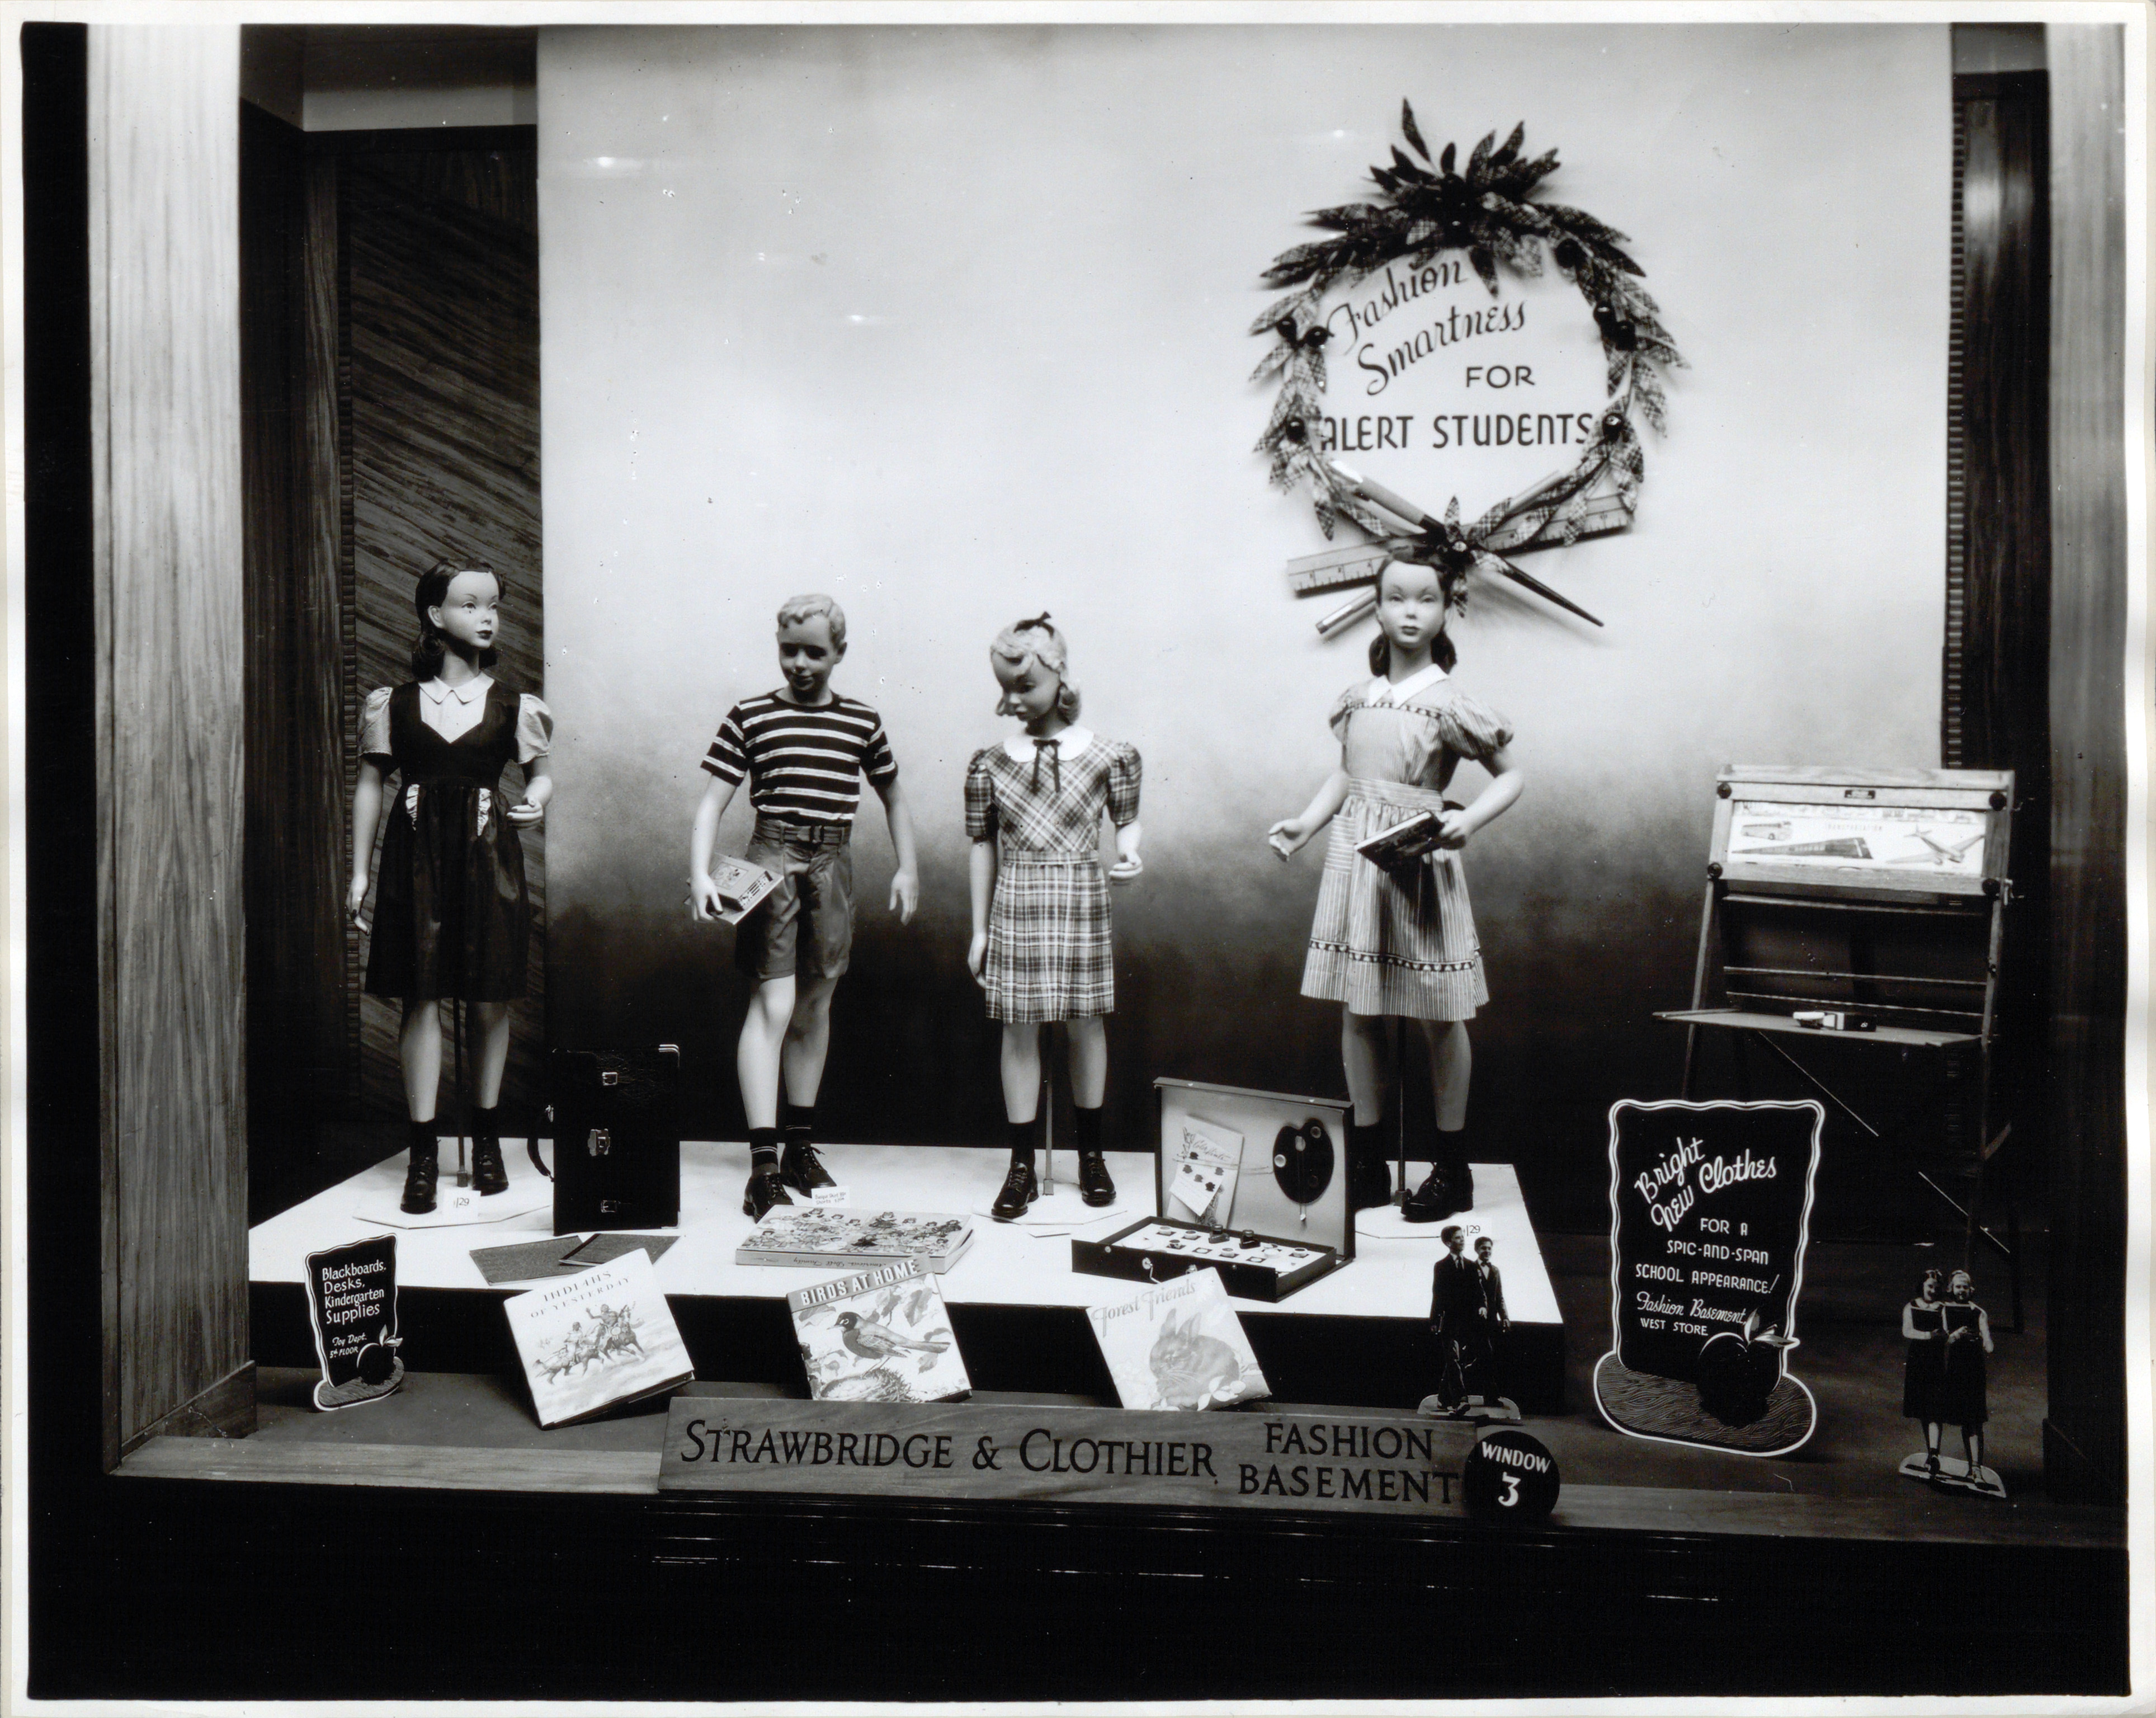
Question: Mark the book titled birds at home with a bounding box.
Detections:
[789,1258,972,1404]
[502,1246,695,1428]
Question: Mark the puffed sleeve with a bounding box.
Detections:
[1325,683,1365,746]
[1432,690,1515,768]
[359,686,394,768]
[964,749,998,842]
[1106,741,1142,827]
[516,694,554,766]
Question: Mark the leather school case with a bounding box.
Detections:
[536,1046,682,1235]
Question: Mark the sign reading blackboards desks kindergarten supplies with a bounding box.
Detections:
[1593,1099,1824,1457]
[659,1399,1520,1519]
[303,1235,404,1411]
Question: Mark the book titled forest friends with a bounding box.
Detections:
[1087,1269,1271,1413]
[788,1258,971,1405]
[502,1246,693,1428]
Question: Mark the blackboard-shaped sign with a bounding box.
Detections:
[1593,1099,1822,1457]
[304,1235,404,1411]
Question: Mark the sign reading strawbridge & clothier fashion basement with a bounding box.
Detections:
[659,1398,1483,1515]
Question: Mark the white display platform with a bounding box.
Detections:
[250,1141,1560,1325]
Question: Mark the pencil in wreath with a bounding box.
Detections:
[348,561,555,1215]
[965,615,1143,1220]
[689,594,921,1221]
[1268,558,1522,1219]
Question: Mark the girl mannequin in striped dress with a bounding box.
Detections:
[1268,560,1522,1220]
[966,616,1143,1220]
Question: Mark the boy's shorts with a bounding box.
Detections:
[734,816,855,982]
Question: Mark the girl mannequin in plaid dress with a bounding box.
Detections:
[1269,560,1521,1221]
[966,616,1143,1219]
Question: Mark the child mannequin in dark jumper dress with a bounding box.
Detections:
[348,562,553,1214]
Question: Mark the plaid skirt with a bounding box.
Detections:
[1300,778,1488,1021]
[985,847,1114,1023]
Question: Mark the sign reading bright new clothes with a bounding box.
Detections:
[1594,1099,1823,1456]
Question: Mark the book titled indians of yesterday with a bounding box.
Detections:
[502,1246,693,1428]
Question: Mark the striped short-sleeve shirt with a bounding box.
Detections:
[701,691,898,823]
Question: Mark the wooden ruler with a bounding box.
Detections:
[1286,488,1632,598]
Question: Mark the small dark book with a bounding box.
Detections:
[1356,809,1445,868]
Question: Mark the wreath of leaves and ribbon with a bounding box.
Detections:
[1252,103,1683,609]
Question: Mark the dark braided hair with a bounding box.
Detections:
[1367,562,1461,677]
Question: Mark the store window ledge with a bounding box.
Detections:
[112,1369,2125,1551]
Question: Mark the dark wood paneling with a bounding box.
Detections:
[2042,26,2127,1504]
[359,144,537,237]
[1946,72,2051,1220]
[89,25,249,1456]
[242,103,350,1222]
[340,156,545,1123]
[120,1361,258,1456]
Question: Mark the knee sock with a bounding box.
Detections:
[749,1126,780,1170]
[781,1100,816,1154]
[408,1118,438,1162]
[1007,1117,1037,1171]
[1073,1105,1104,1155]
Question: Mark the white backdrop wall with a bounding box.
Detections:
[536,23,1947,1204]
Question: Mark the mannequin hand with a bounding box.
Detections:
[967,930,989,987]
[1108,853,1143,884]
[888,868,919,925]
[345,877,370,927]
[1267,818,1313,861]
[688,875,725,922]
[506,798,545,826]
[1433,810,1471,850]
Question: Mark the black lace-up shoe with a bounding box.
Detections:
[400,1150,439,1215]
[780,1141,837,1198]
[471,1135,508,1196]
[742,1163,795,1221]
[991,1159,1039,1221]
[1349,1148,1394,1212]
[1078,1150,1116,1207]
[1402,1165,1461,1223]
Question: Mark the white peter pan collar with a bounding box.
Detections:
[1003,724,1093,762]
[1366,664,1447,705]
[422,675,493,705]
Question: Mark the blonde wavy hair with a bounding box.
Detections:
[989,613,1081,722]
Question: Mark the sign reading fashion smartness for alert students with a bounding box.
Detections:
[1594,1099,1823,1456]
[1314,265,1607,522]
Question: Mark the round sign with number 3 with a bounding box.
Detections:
[1462,1428,1560,1523]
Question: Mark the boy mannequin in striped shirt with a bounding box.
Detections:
[691,594,920,1218]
